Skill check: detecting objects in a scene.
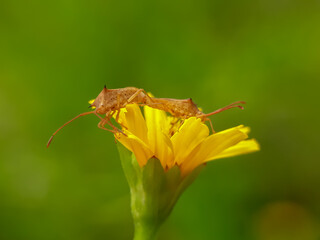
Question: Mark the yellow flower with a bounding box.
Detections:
[114,104,259,176]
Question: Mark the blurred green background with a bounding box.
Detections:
[1,0,320,239]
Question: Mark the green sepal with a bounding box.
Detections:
[117,144,203,240]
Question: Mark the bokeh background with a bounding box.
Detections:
[1,0,320,239]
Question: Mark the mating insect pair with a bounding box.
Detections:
[47,86,245,147]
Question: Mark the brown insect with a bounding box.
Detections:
[47,85,153,147]
[146,98,246,131]
[47,85,245,147]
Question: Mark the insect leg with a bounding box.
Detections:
[97,113,118,134]
[94,112,104,121]
[142,89,156,102]
[112,95,128,130]
[126,89,160,107]
[127,88,144,103]
[115,110,120,122]
[115,94,121,122]
[113,111,128,130]
[99,112,116,129]
[105,119,127,136]
[97,121,117,134]
[206,118,215,133]
[179,119,185,130]
[101,112,127,136]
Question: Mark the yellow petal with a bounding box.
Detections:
[210,139,260,160]
[124,104,149,144]
[160,132,175,169]
[202,127,249,162]
[144,106,174,168]
[180,126,248,175]
[162,116,183,137]
[115,131,154,167]
[171,117,209,165]
[113,108,128,129]
[239,126,250,134]
[215,125,245,135]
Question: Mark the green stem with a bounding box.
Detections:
[133,221,158,240]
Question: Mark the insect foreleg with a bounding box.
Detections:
[98,111,115,129]
[206,118,215,133]
[99,112,127,136]
[97,114,118,134]
[97,121,117,134]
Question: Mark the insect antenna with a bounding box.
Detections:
[47,111,96,148]
[202,101,246,117]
